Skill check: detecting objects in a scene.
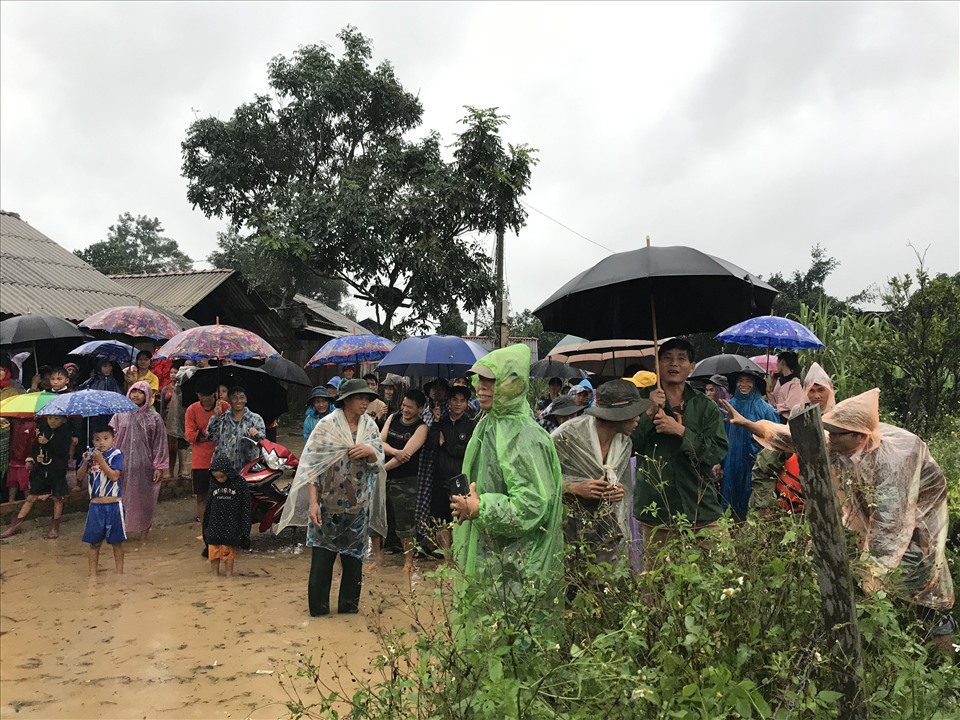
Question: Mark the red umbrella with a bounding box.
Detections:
[80,305,182,340]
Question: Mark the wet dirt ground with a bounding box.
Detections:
[0,427,438,719]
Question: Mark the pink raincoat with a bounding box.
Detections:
[110,381,168,533]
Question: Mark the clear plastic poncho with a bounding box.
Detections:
[452,344,564,600]
[756,389,954,609]
[551,414,634,557]
[803,362,835,412]
[276,408,386,558]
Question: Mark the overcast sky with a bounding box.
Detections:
[2,1,957,322]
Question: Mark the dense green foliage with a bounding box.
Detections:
[74,212,193,274]
[281,517,959,719]
[207,228,349,311]
[182,27,536,338]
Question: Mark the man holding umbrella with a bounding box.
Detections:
[206,387,266,473]
[631,339,729,556]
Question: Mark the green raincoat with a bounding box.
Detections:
[452,344,564,602]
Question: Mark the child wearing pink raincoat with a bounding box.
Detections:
[109,381,168,541]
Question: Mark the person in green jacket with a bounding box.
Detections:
[632,339,729,548]
[450,344,564,605]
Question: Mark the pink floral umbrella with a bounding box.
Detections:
[80,306,182,340]
[750,354,779,373]
[152,324,280,361]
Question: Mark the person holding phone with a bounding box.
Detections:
[450,344,564,606]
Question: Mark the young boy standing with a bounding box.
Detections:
[77,427,125,575]
[203,454,251,577]
[1,414,73,539]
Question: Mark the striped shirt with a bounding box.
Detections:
[87,447,124,499]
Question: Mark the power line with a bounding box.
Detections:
[521,200,616,255]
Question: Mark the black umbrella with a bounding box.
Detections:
[529,359,590,380]
[689,354,766,380]
[533,240,778,387]
[260,357,312,387]
[0,314,89,371]
[180,365,289,423]
[533,243,778,341]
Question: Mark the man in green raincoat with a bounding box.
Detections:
[450,344,564,604]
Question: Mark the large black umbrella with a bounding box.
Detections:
[180,365,289,423]
[0,314,89,371]
[533,244,778,341]
[260,357,312,387]
[689,354,766,380]
[529,358,589,380]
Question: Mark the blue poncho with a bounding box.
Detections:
[721,381,780,515]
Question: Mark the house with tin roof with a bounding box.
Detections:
[0,210,191,327]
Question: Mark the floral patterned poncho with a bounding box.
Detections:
[276,409,385,560]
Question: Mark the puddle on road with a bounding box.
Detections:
[0,497,437,719]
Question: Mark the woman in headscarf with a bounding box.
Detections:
[109,381,168,541]
[277,379,385,616]
[720,370,780,521]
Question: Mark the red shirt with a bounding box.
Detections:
[184,400,230,470]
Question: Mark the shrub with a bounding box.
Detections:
[280,516,959,719]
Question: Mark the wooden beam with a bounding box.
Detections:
[789,405,868,720]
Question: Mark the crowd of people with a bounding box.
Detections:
[1,340,955,649]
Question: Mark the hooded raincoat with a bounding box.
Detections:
[109,381,168,533]
[276,409,386,559]
[452,344,564,602]
[721,374,780,516]
[753,389,954,609]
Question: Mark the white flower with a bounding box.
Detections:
[552,643,561,651]
[720,587,741,599]
[603,586,611,595]
[631,688,653,700]
[736,576,744,586]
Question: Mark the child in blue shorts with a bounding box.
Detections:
[77,426,125,575]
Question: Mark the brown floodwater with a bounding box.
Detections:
[0,495,431,719]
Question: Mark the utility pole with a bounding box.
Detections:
[493,224,508,349]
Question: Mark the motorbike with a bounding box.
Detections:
[240,437,299,533]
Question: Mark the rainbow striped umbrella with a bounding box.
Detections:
[153,324,280,361]
[80,306,182,340]
[0,392,57,418]
[305,334,395,368]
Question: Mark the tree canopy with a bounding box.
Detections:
[75,212,193,275]
[207,229,349,312]
[181,26,536,338]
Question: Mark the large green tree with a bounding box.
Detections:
[181,26,533,338]
[75,212,193,274]
[207,228,348,311]
[765,244,870,317]
[867,268,960,437]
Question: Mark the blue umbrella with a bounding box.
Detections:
[376,335,489,379]
[68,340,139,363]
[716,316,824,351]
[36,389,139,418]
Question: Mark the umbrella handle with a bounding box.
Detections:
[650,296,661,392]
[646,236,662,393]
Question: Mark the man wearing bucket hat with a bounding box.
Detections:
[552,380,650,588]
[450,344,564,603]
[303,386,333,443]
[537,394,584,433]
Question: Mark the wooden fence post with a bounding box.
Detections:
[789,405,868,720]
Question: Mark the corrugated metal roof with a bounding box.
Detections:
[109,269,234,315]
[111,269,300,354]
[293,293,359,334]
[0,210,194,327]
